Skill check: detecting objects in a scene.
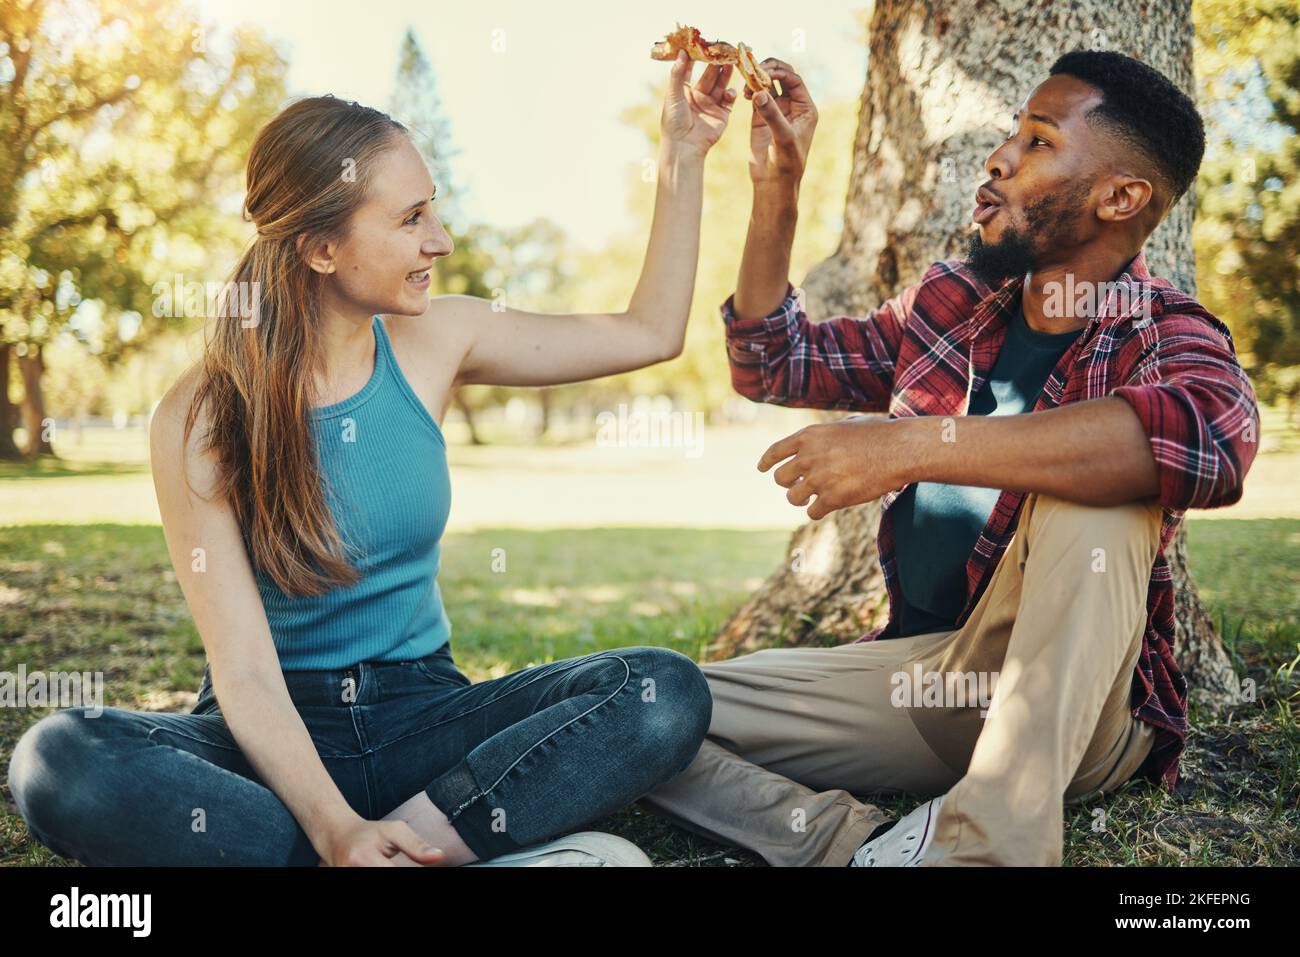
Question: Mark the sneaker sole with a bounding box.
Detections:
[465,831,653,867]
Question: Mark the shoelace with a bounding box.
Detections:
[847,819,899,866]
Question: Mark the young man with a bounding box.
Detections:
[643,50,1260,866]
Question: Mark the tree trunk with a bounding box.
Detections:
[18,345,54,456]
[453,390,484,445]
[0,342,23,460]
[538,388,552,440]
[716,498,889,656]
[716,0,1238,710]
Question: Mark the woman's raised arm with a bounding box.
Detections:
[439,51,736,389]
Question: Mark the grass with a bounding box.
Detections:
[0,522,789,867]
[1059,516,1300,867]
[1,413,1297,866]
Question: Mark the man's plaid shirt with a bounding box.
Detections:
[721,251,1261,792]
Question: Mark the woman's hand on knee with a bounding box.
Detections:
[317,818,448,867]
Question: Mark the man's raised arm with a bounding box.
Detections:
[725,58,907,412]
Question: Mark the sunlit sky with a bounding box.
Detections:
[195,0,869,251]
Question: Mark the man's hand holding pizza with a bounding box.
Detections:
[743,58,819,188]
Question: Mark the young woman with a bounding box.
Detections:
[8,51,737,866]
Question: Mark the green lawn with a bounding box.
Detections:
[1,415,1297,866]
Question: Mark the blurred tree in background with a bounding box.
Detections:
[388,27,463,231]
[3,2,1291,453]
[0,0,286,457]
[1194,0,1300,420]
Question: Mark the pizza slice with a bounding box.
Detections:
[650,25,775,94]
[650,24,738,64]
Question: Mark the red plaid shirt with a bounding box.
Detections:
[721,251,1261,792]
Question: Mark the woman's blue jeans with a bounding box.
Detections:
[7,643,712,865]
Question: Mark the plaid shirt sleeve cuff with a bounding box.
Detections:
[1110,381,1256,511]
[719,282,799,333]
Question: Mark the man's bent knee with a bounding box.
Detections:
[1022,493,1161,570]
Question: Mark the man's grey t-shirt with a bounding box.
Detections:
[890,299,1083,638]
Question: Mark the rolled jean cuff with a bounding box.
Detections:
[424,761,521,860]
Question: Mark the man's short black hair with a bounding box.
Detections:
[1048,49,1205,211]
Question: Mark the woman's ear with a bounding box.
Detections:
[297,232,337,275]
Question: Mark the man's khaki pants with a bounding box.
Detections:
[643,492,1163,866]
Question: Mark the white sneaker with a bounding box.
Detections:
[850,795,946,867]
[465,831,653,867]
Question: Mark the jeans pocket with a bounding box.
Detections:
[413,646,471,689]
[146,712,241,752]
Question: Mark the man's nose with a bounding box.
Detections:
[985,145,1011,182]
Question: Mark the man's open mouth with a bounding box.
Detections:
[973,188,1003,225]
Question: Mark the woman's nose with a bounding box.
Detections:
[427,222,454,257]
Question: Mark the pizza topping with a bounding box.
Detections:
[650,23,743,65]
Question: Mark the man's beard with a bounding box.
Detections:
[963,182,1091,288]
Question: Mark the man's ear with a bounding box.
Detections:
[1096,176,1154,225]
[296,232,338,275]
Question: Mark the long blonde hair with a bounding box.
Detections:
[185,96,407,596]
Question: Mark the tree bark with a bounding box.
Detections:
[0,342,23,460]
[716,0,1238,710]
[18,345,54,456]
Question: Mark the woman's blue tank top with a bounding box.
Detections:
[255,316,453,670]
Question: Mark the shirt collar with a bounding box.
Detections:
[967,249,1160,342]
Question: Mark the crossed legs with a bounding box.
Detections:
[642,492,1162,866]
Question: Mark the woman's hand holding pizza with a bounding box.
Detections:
[660,49,737,158]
